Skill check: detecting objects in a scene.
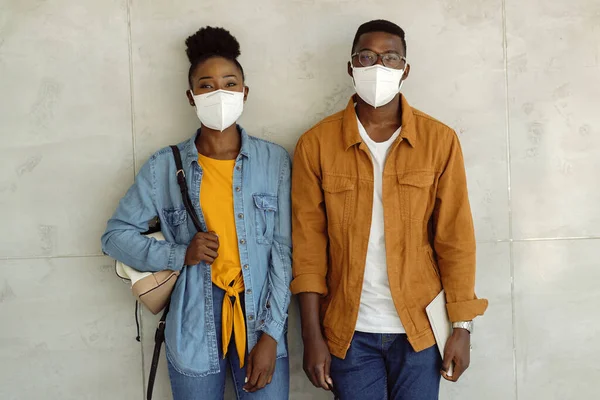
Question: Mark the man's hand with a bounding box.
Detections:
[244,334,278,393]
[441,328,470,382]
[184,231,219,265]
[303,332,333,390]
[298,292,333,391]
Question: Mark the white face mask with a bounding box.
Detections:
[352,64,405,108]
[192,89,245,132]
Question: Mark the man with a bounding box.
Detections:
[290,19,488,399]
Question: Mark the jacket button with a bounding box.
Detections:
[238,213,244,219]
[236,166,241,171]
[235,186,241,192]
[246,289,252,295]
[248,315,254,321]
[240,239,246,245]
[243,264,249,270]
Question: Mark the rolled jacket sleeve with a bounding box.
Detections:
[290,138,329,296]
[433,132,488,321]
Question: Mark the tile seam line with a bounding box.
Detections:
[125,0,146,396]
[0,254,106,260]
[512,236,600,242]
[127,0,137,178]
[4,237,600,261]
[501,0,518,399]
[482,236,600,243]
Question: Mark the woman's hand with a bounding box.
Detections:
[243,333,278,393]
[184,232,219,265]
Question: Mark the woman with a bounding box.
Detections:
[102,27,291,400]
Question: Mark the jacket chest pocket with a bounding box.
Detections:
[321,175,355,228]
[397,172,435,221]
[162,206,190,244]
[253,193,277,245]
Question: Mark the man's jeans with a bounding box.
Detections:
[330,332,442,400]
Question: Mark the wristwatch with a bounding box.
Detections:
[452,321,473,334]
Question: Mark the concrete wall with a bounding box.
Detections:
[1,0,599,399]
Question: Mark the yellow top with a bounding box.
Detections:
[198,154,246,367]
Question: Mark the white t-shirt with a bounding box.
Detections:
[354,116,406,334]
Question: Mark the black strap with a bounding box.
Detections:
[134,301,141,342]
[170,145,203,232]
[147,304,169,400]
[147,146,203,400]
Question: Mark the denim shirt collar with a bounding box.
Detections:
[183,125,251,167]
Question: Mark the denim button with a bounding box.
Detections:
[246,289,252,295]
[236,166,241,171]
[238,213,244,219]
[240,239,246,245]
[243,264,249,270]
[236,186,241,192]
[248,315,254,321]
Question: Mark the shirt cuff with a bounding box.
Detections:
[290,273,328,296]
[446,298,489,322]
[258,316,286,343]
[167,243,188,272]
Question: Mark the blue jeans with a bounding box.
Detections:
[168,285,289,400]
[330,332,442,400]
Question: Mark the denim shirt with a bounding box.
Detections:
[101,127,292,376]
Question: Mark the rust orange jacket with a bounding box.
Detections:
[291,95,488,358]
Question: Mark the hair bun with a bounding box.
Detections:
[185,26,241,64]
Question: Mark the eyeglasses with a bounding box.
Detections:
[351,50,406,69]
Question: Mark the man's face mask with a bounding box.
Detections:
[352,65,406,108]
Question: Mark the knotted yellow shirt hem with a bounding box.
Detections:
[216,273,246,368]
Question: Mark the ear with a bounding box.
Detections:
[243,86,250,102]
[402,64,411,81]
[186,90,195,107]
[347,61,353,78]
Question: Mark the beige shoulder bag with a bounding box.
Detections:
[115,232,180,315]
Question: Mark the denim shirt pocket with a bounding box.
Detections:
[253,193,278,245]
[162,206,190,244]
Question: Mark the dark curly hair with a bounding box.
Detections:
[185,26,245,87]
[352,19,407,56]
